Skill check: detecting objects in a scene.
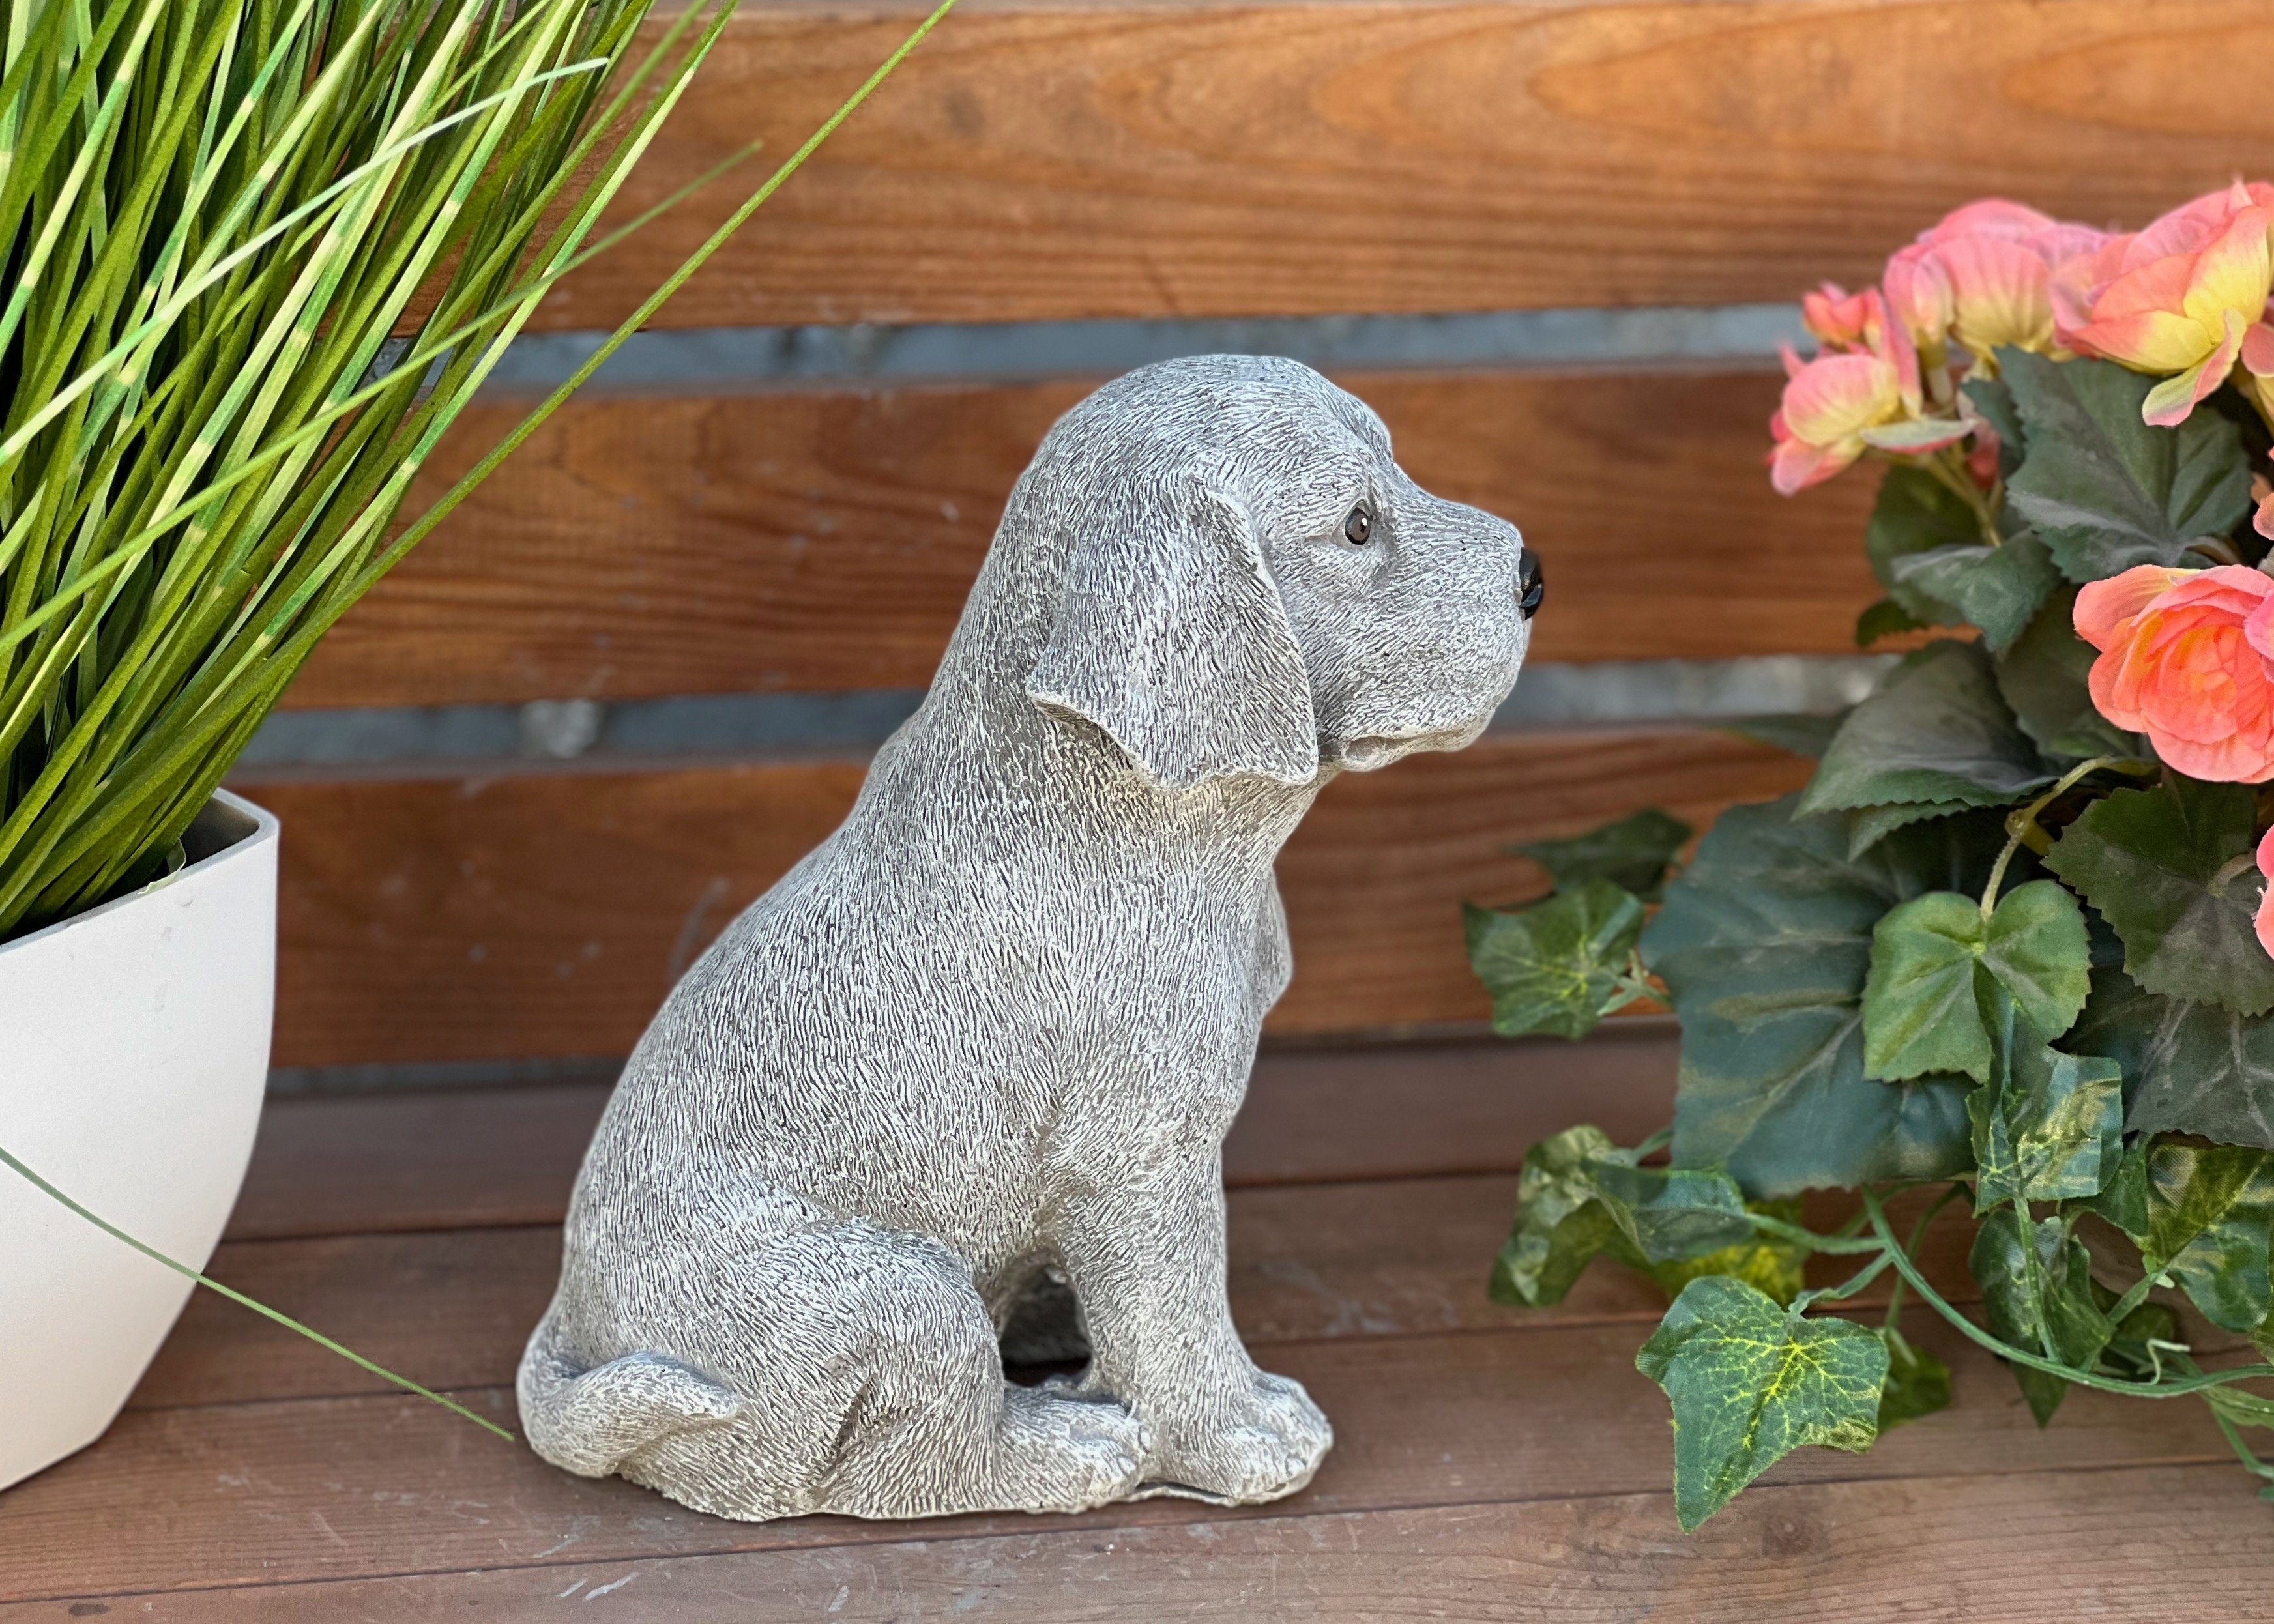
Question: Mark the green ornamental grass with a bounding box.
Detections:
[1,0,951,1434]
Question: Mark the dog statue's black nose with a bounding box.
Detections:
[1517,549,1544,620]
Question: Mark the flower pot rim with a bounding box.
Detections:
[0,788,278,964]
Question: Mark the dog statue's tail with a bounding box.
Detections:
[517,1312,744,1477]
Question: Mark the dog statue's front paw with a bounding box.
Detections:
[1139,1367,1333,1505]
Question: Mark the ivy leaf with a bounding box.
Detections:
[2001,351,2253,582]
[1856,598,1928,647]
[1876,1328,1953,1432]
[1865,465,1976,626]
[1587,1161,1757,1262]
[1488,1126,1635,1307]
[1885,531,2060,652]
[2045,778,2274,1018]
[1512,809,1693,903]
[2068,966,2274,1150]
[1846,800,1970,860]
[2204,1386,2274,1432]
[1464,882,1646,1041]
[2099,1290,2179,1381]
[1968,987,2124,1210]
[1643,1197,1808,1307]
[2081,1135,2153,1240]
[1969,1206,2116,1425]
[1648,797,1988,1198]
[1635,1277,1887,1531]
[1798,641,2055,817]
[2142,1142,2274,1333]
[1861,880,2092,1082]
[1994,586,2139,761]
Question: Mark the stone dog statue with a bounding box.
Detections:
[519,354,1539,1522]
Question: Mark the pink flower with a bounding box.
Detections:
[1882,199,2111,369]
[2075,564,2274,781]
[1801,283,1882,349]
[2256,825,2274,960]
[2054,180,2274,427]
[1769,289,1969,494]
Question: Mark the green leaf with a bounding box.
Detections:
[2044,779,2274,1018]
[2001,351,2253,582]
[1968,1206,2115,1425]
[1648,797,1988,1198]
[1489,1127,1635,1307]
[1876,1328,1953,1431]
[1963,371,2026,480]
[1798,641,2055,817]
[1464,882,1647,1041]
[1587,1161,1757,1262]
[1856,598,1928,647]
[1865,465,1977,626]
[1861,880,2092,1083]
[1513,809,1693,903]
[1968,988,2124,1210]
[1994,586,2139,761]
[2069,966,2274,1150]
[2143,1142,2274,1333]
[2099,1291,2179,1380]
[1863,892,1997,1082]
[1643,1197,1809,1307]
[2082,1135,2153,1240]
[1635,1277,1887,1531]
[1846,800,1970,860]
[2204,1385,2274,1432]
[1723,712,1848,760]
[1884,530,2060,652]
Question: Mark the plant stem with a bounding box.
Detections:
[1861,1189,2274,1400]
[1981,755,2121,920]
[0,1140,512,1442]
[1882,1181,1967,1326]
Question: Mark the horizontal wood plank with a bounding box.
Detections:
[5,1319,2232,1602]
[227,1032,1684,1238]
[235,729,1807,1067]
[293,369,1878,709]
[21,1466,2264,1623]
[517,1,2274,330]
[150,1176,1977,1410]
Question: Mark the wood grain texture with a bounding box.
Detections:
[226,1031,1685,1238]
[291,369,1878,708]
[4,1322,2230,1602]
[16,1468,2263,1623]
[151,1177,1976,1411]
[512,0,2274,330]
[235,729,1808,1067]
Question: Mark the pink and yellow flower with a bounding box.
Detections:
[1770,289,1970,494]
[2074,563,2274,781]
[2256,826,2274,961]
[1882,199,2110,370]
[2053,181,2274,427]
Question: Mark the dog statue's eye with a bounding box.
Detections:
[1343,504,1373,545]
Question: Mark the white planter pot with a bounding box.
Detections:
[0,790,278,1492]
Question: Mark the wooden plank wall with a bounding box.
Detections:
[233,0,2267,1074]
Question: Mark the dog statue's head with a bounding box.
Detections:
[1010,355,1535,791]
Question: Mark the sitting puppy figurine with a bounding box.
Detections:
[519,354,1538,1521]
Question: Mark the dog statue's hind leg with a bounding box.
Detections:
[521,1210,1148,1521]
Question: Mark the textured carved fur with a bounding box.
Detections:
[519,355,1532,1521]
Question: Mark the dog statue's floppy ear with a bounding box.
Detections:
[1027,485,1319,790]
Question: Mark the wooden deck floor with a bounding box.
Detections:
[8,1028,2271,1619]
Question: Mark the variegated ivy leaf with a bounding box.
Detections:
[1969,1206,2115,1426]
[1511,808,1693,903]
[1635,1277,1886,1531]
[1644,1197,1808,1309]
[2142,1143,2274,1333]
[1968,987,2123,1212]
[1488,1126,1633,1308]
[1463,880,1646,1042]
